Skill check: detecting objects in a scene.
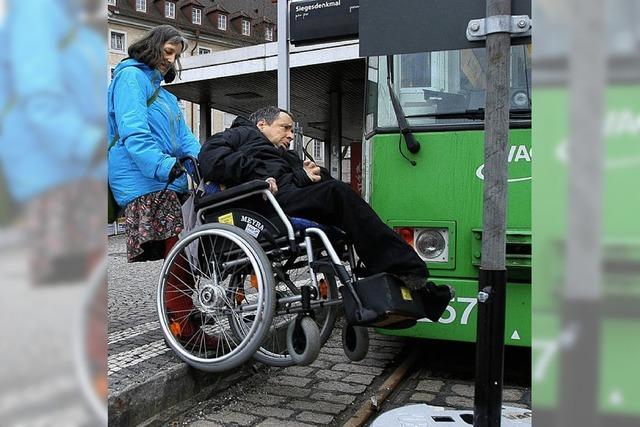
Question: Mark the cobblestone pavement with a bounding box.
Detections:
[373,339,531,422]
[108,234,181,396]
[145,328,530,426]
[108,233,531,426]
[144,327,409,426]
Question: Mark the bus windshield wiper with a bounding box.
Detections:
[386,56,421,155]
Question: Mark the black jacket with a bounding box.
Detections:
[199,117,325,188]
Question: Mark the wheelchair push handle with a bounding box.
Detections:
[179,156,202,185]
[162,156,202,191]
[163,159,188,191]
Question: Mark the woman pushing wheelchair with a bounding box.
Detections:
[107,25,218,348]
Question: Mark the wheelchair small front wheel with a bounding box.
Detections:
[253,266,339,368]
[341,323,369,362]
[286,316,321,366]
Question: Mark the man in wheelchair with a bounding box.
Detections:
[198,106,453,323]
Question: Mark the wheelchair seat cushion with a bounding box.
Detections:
[194,179,347,242]
[195,180,269,210]
[290,217,346,241]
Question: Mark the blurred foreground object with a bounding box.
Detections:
[533,0,640,425]
[0,0,107,425]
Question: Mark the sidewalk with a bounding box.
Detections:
[108,234,256,426]
[137,331,531,426]
[107,233,406,425]
[108,234,531,426]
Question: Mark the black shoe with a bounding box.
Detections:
[416,281,455,322]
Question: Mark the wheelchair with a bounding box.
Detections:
[157,157,425,373]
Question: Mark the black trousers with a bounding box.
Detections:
[276,179,428,278]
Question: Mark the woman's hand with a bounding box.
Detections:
[167,160,186,183]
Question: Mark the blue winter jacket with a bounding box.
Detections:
[108,58,200,207]
[0,0,106,203]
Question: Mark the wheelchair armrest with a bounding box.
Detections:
[194,179,270,210]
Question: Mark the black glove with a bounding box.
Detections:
[164,160,186,190]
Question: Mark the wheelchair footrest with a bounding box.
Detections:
[339,273,425,328]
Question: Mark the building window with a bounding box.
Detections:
[109,30,126,53]
[194,105,201,139]
[165,1,175,19]
[135,0,146,12]
[218,14,227,30]
[192,8,202,25]
[313,141,323,161]
[198,47,212,55]
[223,112,237,128]
[241,19,251,36]
[107,0,116,6]
[265,26,274,41]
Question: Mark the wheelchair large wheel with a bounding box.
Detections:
[157,223,275,372]
[250,254,339,367]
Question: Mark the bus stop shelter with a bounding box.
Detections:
[166,39,366,169]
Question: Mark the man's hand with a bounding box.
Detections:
[303,159,322,183]
[265,177,278,195]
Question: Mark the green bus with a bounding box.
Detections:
[363,45,532,347]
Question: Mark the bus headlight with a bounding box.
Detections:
[511,90,530,108]
[414,228,449,262]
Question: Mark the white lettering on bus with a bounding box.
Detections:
[475,145,532,182]
[510,144,532,162]
[556,109,640,169]
[420,296,478,326]
[604,109,640,136]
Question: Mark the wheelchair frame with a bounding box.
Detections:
[157,157,374,372]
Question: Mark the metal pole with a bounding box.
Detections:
[277,0,290,110]
[473,0,511,425]
[198,102,211,143]
[330,91,342,180]
[558,0,604,425]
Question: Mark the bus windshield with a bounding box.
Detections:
[366,45,532,131]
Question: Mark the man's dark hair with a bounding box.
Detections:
[127,25,188,75]
[248,106,295,126]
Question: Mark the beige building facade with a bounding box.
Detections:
[107,0,277,139]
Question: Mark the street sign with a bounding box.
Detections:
[290,0,359,45]
[359,0,531,56]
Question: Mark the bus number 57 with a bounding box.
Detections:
[423,297,478,325]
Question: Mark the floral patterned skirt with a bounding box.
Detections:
[124,190,183,262]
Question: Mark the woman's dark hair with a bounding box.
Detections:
[249,106,295,125]
[127,25,188,74]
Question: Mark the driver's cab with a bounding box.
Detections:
[367,45,532,132]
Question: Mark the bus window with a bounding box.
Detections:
[369,45,532,131]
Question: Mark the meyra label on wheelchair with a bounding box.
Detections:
[156,157,429,372]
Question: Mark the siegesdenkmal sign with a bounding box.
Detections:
[290,0,359,45]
